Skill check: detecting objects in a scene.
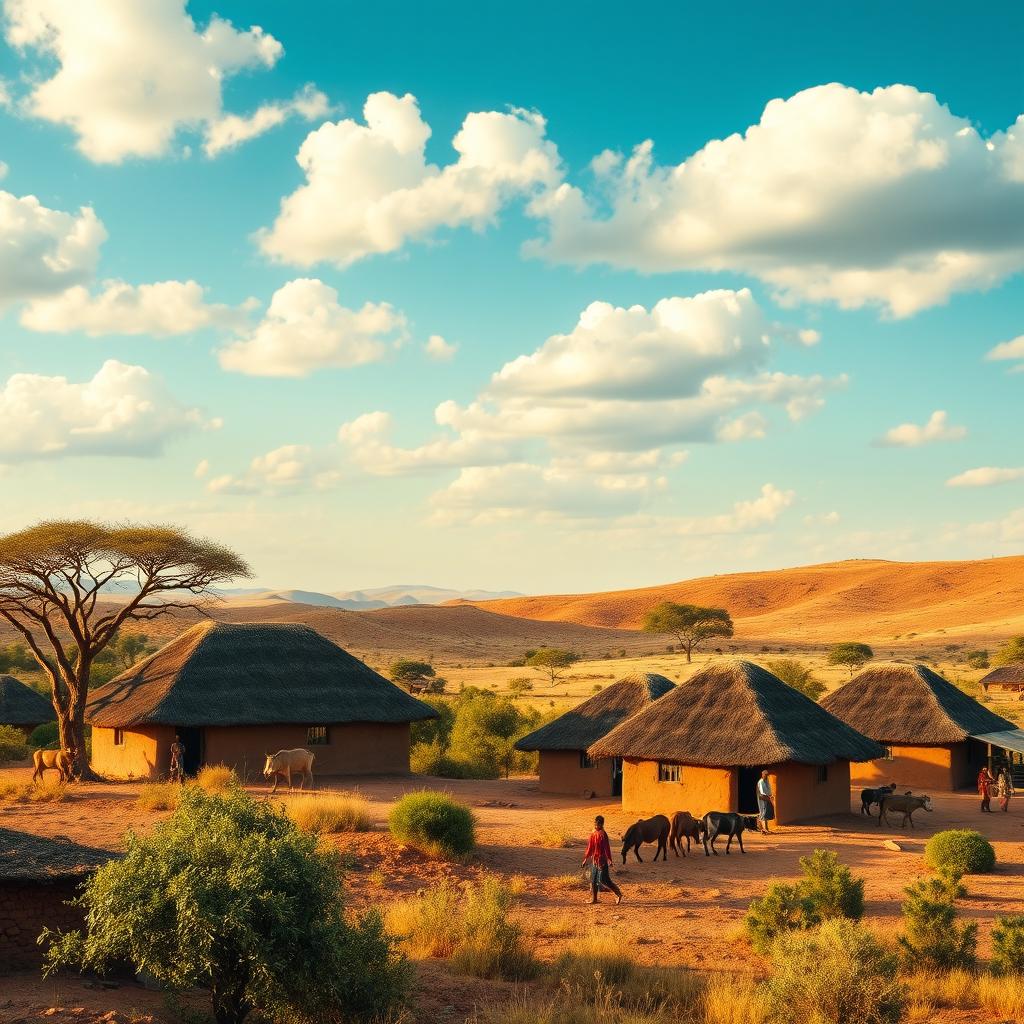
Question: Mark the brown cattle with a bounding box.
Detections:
[669,811,700,857]
[32,747,74,784]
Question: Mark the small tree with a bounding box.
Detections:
[390,659,435,684]
[898,874,976,970]
[641,602,733,663]
[992,915,1024,975]
[44,787,409,1024]
[965,650,989,670]
[994,636,1024,667]
[827,642,874,677]
[526,647,580,686]
[766,658,826,701]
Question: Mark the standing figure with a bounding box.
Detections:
[756,770,775,833]
[582,814,622,905]
[997,766,1014,813]
[169,734,185,783]
[978,766,995,812]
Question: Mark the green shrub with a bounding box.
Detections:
[765,659,825,701]
[767,919,903,1024]
[390,659,435,684]
[992,915,1024,976]
[28,721,59,749]
[388,790,476,858]
[898,875,977,970]
[507,677,534,695]
[0,724,30,764]
[966,650,990,669]
[925,829,996,875]
[746,882,819,952]
[45,786,409,1024]
[800,849,865,921]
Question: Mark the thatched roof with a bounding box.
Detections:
[0,827,117,882]
[821,663,1014,745]
[0,674,52,726]
[980,664,1024,686]
[589,660,883,766]
[515,673,675,752]
[86,622,438,728]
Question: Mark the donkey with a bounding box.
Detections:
[621,814,671,863]
[669,810,701,857]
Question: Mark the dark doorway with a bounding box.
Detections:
[738,765,768,814]
[177,727,204,776]
[611,758,623,797]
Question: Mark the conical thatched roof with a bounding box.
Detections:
[86,622,437,728]
[0,675,52,726]
[980,664,1024,686]
[821,663,1014,745]
[589,660,883,766]
[515,673,675,752]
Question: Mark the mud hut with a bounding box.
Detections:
[589,660,882,824]
[515,673,675,796]
[980,664,1024,696]
[0,675,52,738]
[821,663,1018,790]
[86,621,437,781]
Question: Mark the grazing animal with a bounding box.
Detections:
[263,748,315,794]
[32,747,74,784]
[878,793,932,828]
[669,811,701,857]
[861,783,897,815]
[700,811,750,856]
[621,814,671,863]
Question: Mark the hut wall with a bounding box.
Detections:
[203,723,411,779]
[91,724,174,780]
[849,744,961,791]
[621,759,735,817]
[538,750,615,796]
[0,879,84,974]
[772,760,852,823]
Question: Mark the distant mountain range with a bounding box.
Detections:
[217,584,523,611]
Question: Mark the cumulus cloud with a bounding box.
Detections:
[257,91,561,267]
[877,409,966,447]
[0,359,211,460]
[207,445,340,495]
[20,278,253,335]
[0,188,105,306]
[986,334,1024,371]
[946,466,1024,488]
[3,0,283,162]
[424,334,458,361]
[529,84,1024,316]
[672,483,795,536]
[203,84,330,157]
[218,278,408,377]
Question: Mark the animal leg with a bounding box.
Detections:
[634,847,643,863]
[725,833,733,854]
[710,834,719,856]
[270,772,279,795]
[738,832,745,853]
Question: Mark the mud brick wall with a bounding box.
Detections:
[0,879,84,973]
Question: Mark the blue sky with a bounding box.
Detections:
[0,1,1022,593]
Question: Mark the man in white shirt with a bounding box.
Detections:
[756,770,774,833]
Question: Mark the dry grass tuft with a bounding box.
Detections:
[702,974,769,1024]
[0,777,68,804]
[195,763,237,793]
[286,791,373,833]
[977,971,1024,1020]
[135,781,182,811]
[537,822,577,848]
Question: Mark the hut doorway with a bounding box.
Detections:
[178,727,204,776]
[611,758,623,797]
[737,765,768,814]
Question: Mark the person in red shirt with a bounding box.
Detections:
[582,815,622,905]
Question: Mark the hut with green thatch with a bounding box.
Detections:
[980,663,1024,696]
[86,621,437,781]
[589,660,882,824]
[822,663,1018,790]
[515,673,675,796]
[0,675,52,738]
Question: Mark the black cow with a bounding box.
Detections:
[860,783,897,815]
[700,811,752,856]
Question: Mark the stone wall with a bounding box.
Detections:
[0,878,84,973]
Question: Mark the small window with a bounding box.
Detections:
[113,728,125,746]
[881,746,895,761]
[817,764,828,783]
[306,726,329,746]
[658,762,682,783]
[579,750,596,769]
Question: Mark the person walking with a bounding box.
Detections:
[582,815,622,905]
[756,770,775,833]
[978,766,995,812]
[997,766,1014,812]
[169,734,185,783]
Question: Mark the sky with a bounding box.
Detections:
[0,1,1022,595]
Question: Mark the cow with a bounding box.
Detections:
[32,747,75,785]
[700,811,752,856]
[860,783,897,815]
[669,811,701,857]
[878,792,932,828]
[621,814,670,863]
[264,748,315,794]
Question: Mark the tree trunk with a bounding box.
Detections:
[685,642,693,663]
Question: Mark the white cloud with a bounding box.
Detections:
[0,359,211,460]
[424,334,458,361]
[717,411,767,442]
[803,510,841,526]
[203,84,330,157]
[4,0,283,162]
[877,409,966,447]
[964,507,1024,544]
[257,91,561,267]
[207,444,339,495]
[194,458,210,479]
[20,278,253,335]
[529,84,1024,316]
[946,466,1024,488]
[986,334,1024,370]
[217,278,408,377]
[0,188,105,305]
[672,483,795,535]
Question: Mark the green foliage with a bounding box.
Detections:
[966,649,990,669]
[0,724,30,764]
[991,915,1024,976]
[28,721,59,749]
[526,647,581,685]
[765,658,826,701]
[641,602,733,662]
[898,874,977,970]
[388,790,476,859]
[44,786,409,1024]
[827,642,875,675]
[767,919,904,1024]
[507,677,534,695]
[88,631,157,685]
[994,636,1024,667]
[924,829,996,875]
[389,659,435,683]
[0,642,37,672]
[746,882,820,952]
[451,875,539,980]
[410,696,456,747]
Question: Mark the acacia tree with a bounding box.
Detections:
[642,602,734,662]
[827,642,874,677]
[0,521,250,777]
[526,647,580,686]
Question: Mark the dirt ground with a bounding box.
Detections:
[3,769,1024,1023]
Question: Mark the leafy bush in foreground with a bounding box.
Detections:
[925,829,996,875]
[898,875,977,970]
[992,915,1024,976]
[0,723,29,764]
[388,790,476,858]
[28,721,59,749]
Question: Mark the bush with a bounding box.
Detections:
[0,723,30,764]
[0,777,67,803]
[45,786,410,1024]
[508,677,534,695]
[388,790,476,858]
[898,875,977,970]
[925,829,996,875]
[390,659,434,684]
[766,919,904,1024]
[799,849,865,921]
[992,914,1024,976]
[966,650,990,669]
[765,659,825,701]
[28,721,59,749]
[385,877,462,958]
[746,882,819,952]
[195,764,237,794]
[136,781,182,811]
[286,792,372,833]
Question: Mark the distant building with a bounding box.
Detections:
[0,675,52,738]
[515,673,675,796]
[590,660,882,824]
[86,622,437,781]
[980,664,1024,696]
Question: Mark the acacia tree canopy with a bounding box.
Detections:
[0,520,251,776]
[642,602,734,662]
[827,642,875,676]
[526,647,581,685]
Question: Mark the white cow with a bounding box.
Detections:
[264,748,315,794]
